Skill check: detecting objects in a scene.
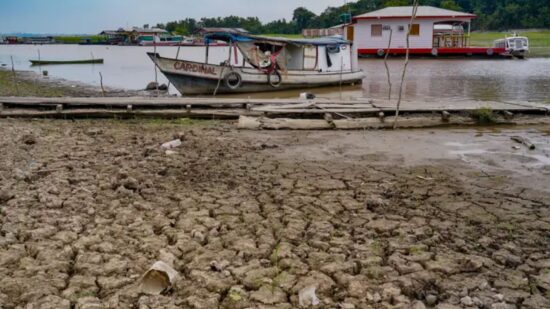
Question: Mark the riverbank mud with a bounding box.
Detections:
[0,119,549,308]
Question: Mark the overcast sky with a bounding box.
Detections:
[0,0,352,34]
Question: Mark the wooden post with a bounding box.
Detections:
[10,56,19,96]
[56,104,63,113]
[127,105,133,112]
[384,28,393,101]
[0,103,4,113]
[99,72,106,97]
[186,104,191,113]
[153,42,159,97]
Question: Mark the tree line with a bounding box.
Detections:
[155,0,550,35]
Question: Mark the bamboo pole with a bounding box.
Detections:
[384,28,393,101]
[393,0,419,129]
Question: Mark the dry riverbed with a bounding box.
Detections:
[0,119,549,309]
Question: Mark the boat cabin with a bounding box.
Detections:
[201,30,358,73]
[349,6,478,56]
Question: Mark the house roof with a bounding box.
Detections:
[354,6,476,21]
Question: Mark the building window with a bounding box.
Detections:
[409,24,420,36]
[371,24,382,37]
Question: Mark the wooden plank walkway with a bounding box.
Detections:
[0,96,547,119]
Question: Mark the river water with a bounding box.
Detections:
[1,44,549,102]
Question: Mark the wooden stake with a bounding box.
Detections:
[10,56,19,96]
[384,28,393,101]
[154,43,159,97]
[99,72,106,97]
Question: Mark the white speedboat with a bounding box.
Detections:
[494,35,529,59]
[148,29,365,95]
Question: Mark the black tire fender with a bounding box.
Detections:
[268,70,282,88]
[224,72,242,90]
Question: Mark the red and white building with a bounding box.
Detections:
[349,6,505,57]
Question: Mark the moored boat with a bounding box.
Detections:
[148,30,365,95]
[29,59,104,65]
[494,35,529,59]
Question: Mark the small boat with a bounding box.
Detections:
[148,30,365,95]
[494,35,529,59]
[29,59,104,65]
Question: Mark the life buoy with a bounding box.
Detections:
[431,48,438,57]
[268,71,282,88]
[376,49,385,57]
[224,72,242,90]
[487,48,494,56]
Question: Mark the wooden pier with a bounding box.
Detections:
[0,96,548,129]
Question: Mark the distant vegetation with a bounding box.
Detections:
[155,0,550,35]
[53,35,105,44]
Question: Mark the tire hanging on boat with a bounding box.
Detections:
[224,72,242,90]
[268,70,282,88]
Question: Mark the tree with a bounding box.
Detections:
[292,7,316,31]
[440,0,462,11]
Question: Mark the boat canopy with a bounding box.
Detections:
[203,30,351,47]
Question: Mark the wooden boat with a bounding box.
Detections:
[29,59,104,65]
[148,30,365,95]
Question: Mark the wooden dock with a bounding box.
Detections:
[0,96,548,129]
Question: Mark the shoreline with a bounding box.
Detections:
[0,67,170,97]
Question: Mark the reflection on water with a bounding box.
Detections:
[1,44,549,101]
[362,58,550,102]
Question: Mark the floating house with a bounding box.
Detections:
[21,36,56,44]
[349,6,506,57]
[100,27,170,45]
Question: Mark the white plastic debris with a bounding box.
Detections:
[161,139,182,150]
[299,285,320,307]
[139,261,179,295]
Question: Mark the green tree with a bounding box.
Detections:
[292,7,317,31]
[441,0,462,11]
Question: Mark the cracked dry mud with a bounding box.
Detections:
[0,119,549,309]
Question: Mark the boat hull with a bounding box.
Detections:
[29,59,104,65]
[147,53,365,95]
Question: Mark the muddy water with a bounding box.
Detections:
[1,44,549,101]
